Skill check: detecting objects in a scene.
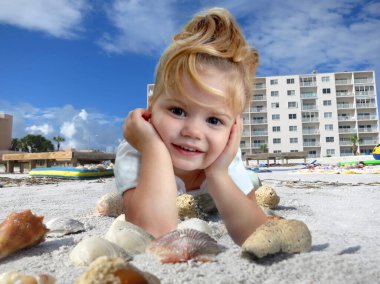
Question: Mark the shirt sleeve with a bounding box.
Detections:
[114,140,141,194]
[228,148,261,194]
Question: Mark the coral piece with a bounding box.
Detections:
[75,256,160,284]
[0,271,56,284]
[147,228,225,263]
[255,185,280,209]
[177,218,213,237]
[105,215,154,255]
[70,236,131,266]
[0,209,49,260]
[176,194,199,220]
[96,192,124,217]
[46,217,85,237]
[242,219,312,258]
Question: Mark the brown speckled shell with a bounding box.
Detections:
[0,209,49,260]
[147,228,225,263]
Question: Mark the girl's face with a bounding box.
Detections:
[150,69,236,173]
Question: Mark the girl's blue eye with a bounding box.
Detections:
[207,117,223,125]
[170,107,186,117]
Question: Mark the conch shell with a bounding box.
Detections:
[0,271,55,284]
[75,256,160,284]
[0,209,49,260]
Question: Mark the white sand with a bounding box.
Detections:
[0,172,379,283]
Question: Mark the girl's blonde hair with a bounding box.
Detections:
[151,7,259,114]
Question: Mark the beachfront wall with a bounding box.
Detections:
[0,113,12,150]
[241,70,379,159]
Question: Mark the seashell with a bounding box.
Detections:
[177,218,213,237]
[176,194,199,220]
[96,192,124,217]
[0,271,56,284]
[194,193,217,214]
[70,236,131,266]
[105,215,154,255]
[0,209,49,260]
[46,217,85,237]
[255,185,280,209]
[147,228,225,263]
[75,256,160,284]
[242,219,312,258]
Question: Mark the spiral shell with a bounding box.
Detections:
[0,209,48,260]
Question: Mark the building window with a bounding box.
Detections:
[290,150,299,152]
[325,124,333,131]
[322,76,330,82]
[271,102,280,109]
[323,88,331,94]
[290,138,298,143]
[273,138,281,144]
[287,78,295,84]
[326,137,334,142]
[288,101,297,108]
[272,114,280,120]
[270,79,278,85]
[289,114,297,119]
[272,126,281,132]
[326,149,335,156]
[289,125,297,132]
[287,90,295,96]
[273,150,282,153]
[324,112,332,118]
[323,100,332,106]
[271,91,279,97]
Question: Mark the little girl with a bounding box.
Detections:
[115,7,267,245]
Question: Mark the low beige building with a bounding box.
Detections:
[0,113,13,150]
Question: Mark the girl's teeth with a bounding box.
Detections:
[181,146,196,152]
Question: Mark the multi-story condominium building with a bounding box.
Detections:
[0,113,13,150]
[241,70,379,158]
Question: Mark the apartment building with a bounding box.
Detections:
[241,70,379,158]
[0,113,13,150]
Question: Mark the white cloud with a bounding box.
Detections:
[25,123,53,135]
[0,0,90,38]
[0,101,122,152]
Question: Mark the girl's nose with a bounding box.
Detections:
[180,119,202,140]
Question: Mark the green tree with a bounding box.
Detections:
[351,134,359,156]
[17,134,54,153]
[53,136,65,151]
[10,138,21,151]
[260,144,268,153]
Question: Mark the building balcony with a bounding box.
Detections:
[338,116,356,121]
[338,128,357,134]
[336,92,354,97]
[302,129,320,135]
[337,104,354,109]
[355,91,375,97]
[301,93,317,99]
[252,143,267,149]
[303,142,320,147]
[251,107,267,113]
[357,115,378,121]
[252,95,266,101]
[302,118,319,123]
[252,131,268,136]
[356,103,377,108]
[360,140,379,146]
[242,132,251,137]
[339,141,352,146]
[301,105,318,111]
[354,78,373,84]
[254,83,266,90]
[335,79,352,85]
[251,119,268,125]
[358,128,378,133]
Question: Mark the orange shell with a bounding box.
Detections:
[0,209,49,260]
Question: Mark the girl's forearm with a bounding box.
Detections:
[206,173,267,245]
[124,144,178,238]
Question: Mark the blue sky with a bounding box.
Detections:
[0,0,379,152]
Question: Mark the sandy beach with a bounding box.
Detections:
[0,170,379,283]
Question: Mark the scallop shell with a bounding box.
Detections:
[46,217,85,237]
[104,215,154,255]
[0,271,56,284]
[255,185,280,209]
[96,192,124,217]
[147,228,225,263]
[70,236,130,266]
[75,256,160,284]
[177,218,213,237]
[0,209,49,260]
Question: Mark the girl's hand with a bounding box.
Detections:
[123,108,164,152]
[205,115,243,176]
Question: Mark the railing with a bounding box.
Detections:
[357,115,378,120]
[338,116,356,121]
[337,104,354,109]
[302,129,320,135]
[242,132,251,137]
[301,93,317,99]
[251,107,267,112]
[252,143,267,148]
[358,128,376,133]
[338,128,357,134]
[303,142,320,147]
[301,105,318,111]
[354,78,373,84]
[339,141,352,146]
[254,83,266,89]
[336,92,354,97]
[360,140,379,145]
[251,119,268,124]
[252,95,266,101]
[302,118,319,122]
[335,79,351,85]
[355,91,375,97]
[356,103,377,108]
[252,131,268,136]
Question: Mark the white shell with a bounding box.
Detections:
[0,271,56,284]
[177,218,213,237]
[45,217,85,237]
[95,192,124,217]
[69,236,130,266]
[104,215,154,255]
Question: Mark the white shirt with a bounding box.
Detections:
[114,140,256,197]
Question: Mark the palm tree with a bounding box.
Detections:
[53,136,65,151]
[260,144,268,153]
[351,134,359,156]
